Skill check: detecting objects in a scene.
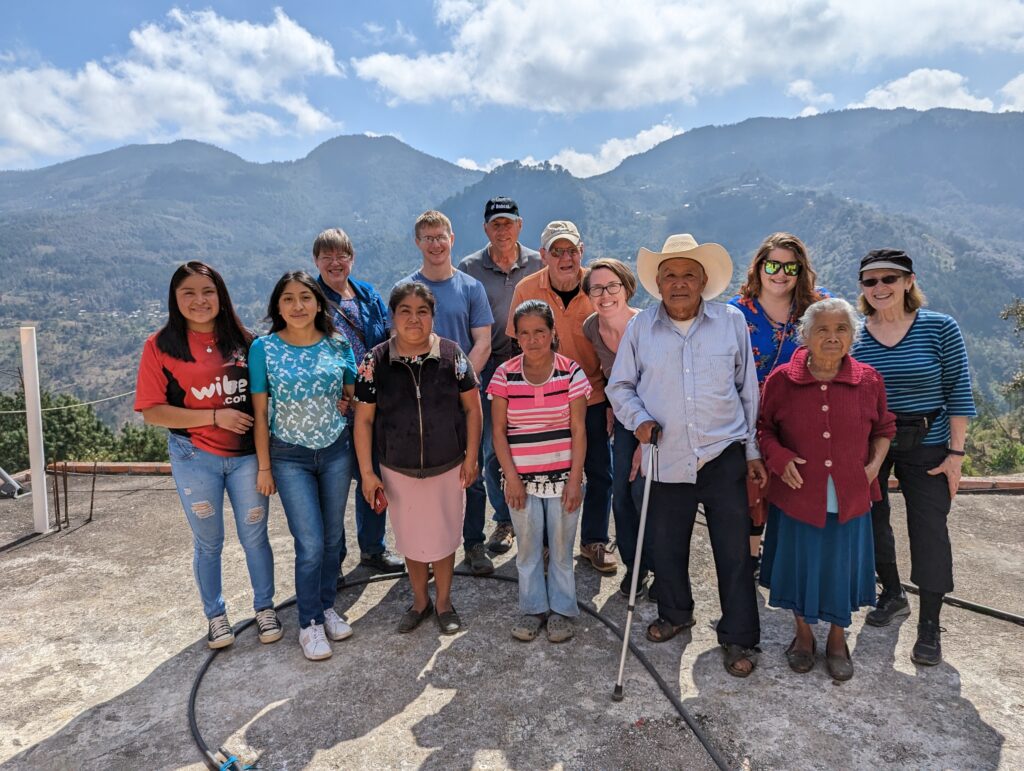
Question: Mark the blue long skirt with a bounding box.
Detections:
[759,504,876,627]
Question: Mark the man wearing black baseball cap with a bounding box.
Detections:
[459,197,543,555]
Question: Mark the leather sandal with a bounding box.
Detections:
[397,601,433,634]
[785,636,816,674]
[826,642,854,681]
[723,644,759,677]
[645,616,695,643]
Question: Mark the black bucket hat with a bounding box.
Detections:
[860,249,913,275]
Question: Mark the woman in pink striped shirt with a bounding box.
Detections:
[488,300,591,643]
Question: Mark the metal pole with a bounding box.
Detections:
[88,461,97,523]
[62,461,70,527]
[20,327,50,533]
[51,460,61,532]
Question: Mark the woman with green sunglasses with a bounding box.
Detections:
[728,233,831,576]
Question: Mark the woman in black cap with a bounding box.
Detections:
[850,249,976,666]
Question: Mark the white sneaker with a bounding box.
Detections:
[323,608,353,641]
[299,623,332,661]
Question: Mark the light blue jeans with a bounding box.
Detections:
[167,434,275,619]
[509,494,580,617]
[271,428,353,628]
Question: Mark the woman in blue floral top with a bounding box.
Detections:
[251,271,357,661]
[727,233,831,573]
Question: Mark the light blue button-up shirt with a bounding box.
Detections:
[607,301,760,484]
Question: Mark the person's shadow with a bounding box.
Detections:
[681,600,1006,769]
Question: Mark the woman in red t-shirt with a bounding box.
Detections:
[134,261,281,650]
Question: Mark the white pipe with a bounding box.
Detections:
[20,327,50,533]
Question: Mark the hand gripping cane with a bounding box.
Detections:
[612,424,660,701]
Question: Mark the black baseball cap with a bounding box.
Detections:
[484,196,520,223]
[860,248,913,275]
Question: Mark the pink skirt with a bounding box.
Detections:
[381,464,465,563]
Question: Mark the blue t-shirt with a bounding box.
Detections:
[727,287,832,384]
[394,270,494,356]
[249,333,356,449]
[851,309,976,446]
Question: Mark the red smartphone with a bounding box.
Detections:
[372,487,388,514]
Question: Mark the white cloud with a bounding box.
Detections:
[358,20,418,47]
[0,8,342,166]
[549,122,683,177]
[849,68,994,111]
[998,72,1024,111]
[352,0,1024,112]
[786,79,834,106]
[457,121,682,177]
[455,156,508,172]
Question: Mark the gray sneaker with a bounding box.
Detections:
[463,543,494,575]
[207,614,235,649]
[865,591,911,627]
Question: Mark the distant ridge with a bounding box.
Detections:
[1,108,1022,425]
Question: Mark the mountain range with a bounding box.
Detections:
[1,107,1022,426]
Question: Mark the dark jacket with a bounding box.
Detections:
[367,335,475,477]
[758,348,896,527]
[318,275,390,350]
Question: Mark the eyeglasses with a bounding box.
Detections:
[548,247,581,260]
[860,275,902,287]
[418,234,450,245]
[762,259,801,276]
[587,282,623,297]
[317,253,353,264]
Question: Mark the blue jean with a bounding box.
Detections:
[167,435,274,619]
[465,359,512,546]
[271,428,353,628]
[580,401,613,545]
[611,417,650,576]
[509,494,580,617]
[350,438,387,555]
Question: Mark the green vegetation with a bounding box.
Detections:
[0,390,167,472]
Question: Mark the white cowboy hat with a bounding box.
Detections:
[636,233,733,301]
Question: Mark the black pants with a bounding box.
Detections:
[872,444,954,595]
[647,442,759,648]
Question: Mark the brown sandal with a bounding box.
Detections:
[646,616,695,643]
[723,644,759,677]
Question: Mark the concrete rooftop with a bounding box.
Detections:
[0,473,1022,770]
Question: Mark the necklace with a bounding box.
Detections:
[189,329,214,354]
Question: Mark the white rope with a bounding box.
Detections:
[0,390,136,415]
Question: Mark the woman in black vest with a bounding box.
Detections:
[353,282,482,634]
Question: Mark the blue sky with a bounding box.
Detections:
[2,1,1023,175]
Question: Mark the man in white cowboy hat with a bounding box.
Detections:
[607,233,767,677]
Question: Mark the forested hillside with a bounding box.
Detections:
[1,108,1022,433]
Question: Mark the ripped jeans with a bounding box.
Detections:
[168,434,275,619]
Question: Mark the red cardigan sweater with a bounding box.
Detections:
[758,348,895,527]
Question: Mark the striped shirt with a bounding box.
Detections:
[851,309,976,446]
[487,353,592,496]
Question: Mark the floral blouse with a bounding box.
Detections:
[727,287,832,384]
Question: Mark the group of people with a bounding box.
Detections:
[135,195,975,678]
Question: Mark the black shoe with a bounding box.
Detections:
[619,571,650,598]
[646,579,658,603]
[911,620,943,666]
[865,590,910,627]
[463,543,495,575]
[360,550,406,573]
[486,522,515,554]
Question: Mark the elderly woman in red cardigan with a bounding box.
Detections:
[758,297,895,681]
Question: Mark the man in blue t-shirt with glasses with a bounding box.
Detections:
[396,210,496,575]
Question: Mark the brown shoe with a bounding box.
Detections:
[486,522,515,554]
[579,542,618,573]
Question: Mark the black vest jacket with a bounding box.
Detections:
[371,336,467,477]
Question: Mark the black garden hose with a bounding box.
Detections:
[188,569,732,771]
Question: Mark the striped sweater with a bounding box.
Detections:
[851,309,976,446]
[486,352,592,496]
